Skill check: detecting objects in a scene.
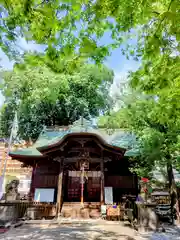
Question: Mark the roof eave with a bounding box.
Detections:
[9,153,45,160]
[37,132,126,155]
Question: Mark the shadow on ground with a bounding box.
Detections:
[138,224,180,240]
[1,222,180,240]
[0,223,137,240]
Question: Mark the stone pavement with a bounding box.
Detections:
[0,220,180,240]
[0,220,140,240]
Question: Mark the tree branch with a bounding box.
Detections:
[155,0,174,34]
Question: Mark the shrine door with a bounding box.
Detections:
[67,171,101,202]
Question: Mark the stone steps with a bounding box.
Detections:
[61,202,101,219]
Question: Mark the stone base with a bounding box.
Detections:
[61,202,101,219]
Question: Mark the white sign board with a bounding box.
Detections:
[34,188,55,202]
[104,187,113,204]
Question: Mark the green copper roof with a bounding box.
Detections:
[10,118,139,157]
[125,149,140,157]
[10,147,43,156]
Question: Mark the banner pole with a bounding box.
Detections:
[0,112,18,198]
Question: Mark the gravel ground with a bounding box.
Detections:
[0,220,179,240]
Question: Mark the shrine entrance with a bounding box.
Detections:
[63,158,101,203]
[9,119,139,219]
[65,170,101,202]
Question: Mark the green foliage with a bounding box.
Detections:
[128,54,180,173]
[98,110,129,129]
[130,55,180,93]
[0,63,113,140]
[99,80,180,178]
[98,86,143,129]
[0,0,179,181]
[0,0,179,66]
[0,110,4,138]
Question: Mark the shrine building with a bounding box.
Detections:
[9,118,139,218]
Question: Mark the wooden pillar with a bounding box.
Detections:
[100,158,105,204]
[30,160,37,200]
[56,158,64,218]
[80,163,85,207]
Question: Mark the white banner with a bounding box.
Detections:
[105,187,113,204]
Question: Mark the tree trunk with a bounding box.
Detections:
[167,162,178,224]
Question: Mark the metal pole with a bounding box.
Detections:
[0,112,18,198]
[145,182,148,203]
[0,146,5,174]
[0,126,13,197]
[2,128,13,179]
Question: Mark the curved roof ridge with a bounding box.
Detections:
[37,131,126,156]
[9,118,140,158]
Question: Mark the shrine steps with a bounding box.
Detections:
[61,202,101,219]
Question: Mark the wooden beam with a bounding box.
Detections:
[60,157,111,163]
[67,147,101,154]
[64,157,101,162]
[56,157,64,218]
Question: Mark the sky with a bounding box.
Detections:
[0,35,140,107]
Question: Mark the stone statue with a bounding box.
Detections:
[5,179,20,201]
[0,179,20,221]
[137,203,159,232]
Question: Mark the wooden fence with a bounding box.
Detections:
[0,201,56,221]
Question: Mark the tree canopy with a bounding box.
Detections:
[0,0,179,174]
[99,89,179,196]
[0,63,113,140]
[0,0,179,67]
[99,51,180,208]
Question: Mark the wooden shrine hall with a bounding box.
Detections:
[9,118,139,218]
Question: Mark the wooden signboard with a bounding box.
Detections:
[107,206,120,216]
[104,187,113,204]
[101,205,107,216]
